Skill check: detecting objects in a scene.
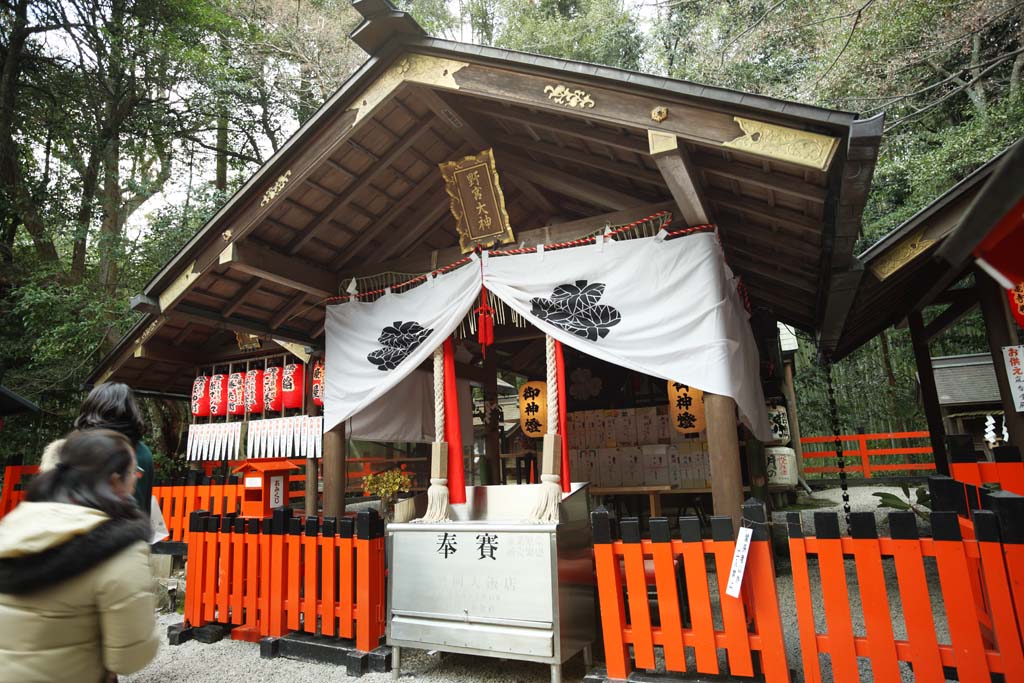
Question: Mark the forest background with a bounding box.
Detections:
[1,0,1022,469]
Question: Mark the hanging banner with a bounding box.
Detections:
[1009,283,1024,329]
[1004,345,1024,412]
[667,381,706,434]
[323,255,482,432]
[518,381,547,438]
[439,148,515,253]
[484,232,772,440]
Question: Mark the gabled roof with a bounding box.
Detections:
[87,1,882,394]
[930,354,1000,407]
[0,386,40,417]
[833,140,1019,359]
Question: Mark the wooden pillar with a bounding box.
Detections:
[907,311,949,475]
[782,358,806,479]
[323,421,346,520]
[304,357,320,515]
[705,392,744,532]
[483,352,500,485]
[977,272,1024,451]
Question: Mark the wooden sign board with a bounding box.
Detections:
[439,148,515,253]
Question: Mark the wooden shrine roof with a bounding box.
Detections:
[831,144,1015,359]
[87,0,883,395]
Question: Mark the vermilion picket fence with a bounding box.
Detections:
[591,502,789,682]
[184,507,386,652]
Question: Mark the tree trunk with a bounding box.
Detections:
[70,147,102,282]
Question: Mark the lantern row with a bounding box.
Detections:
[185,416,324,461]
[190,360,325,417]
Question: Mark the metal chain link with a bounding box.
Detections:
[823,355,851,519]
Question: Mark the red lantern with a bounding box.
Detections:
[282,363,305,409]
[1009,283,1024,329]
[209,374,228,416]
[245,369,264,414]
[311,360,325,407]
[263,366,283,412]
[191,376,210,417]
[227,371,247,416]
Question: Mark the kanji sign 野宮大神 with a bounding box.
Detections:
[439,148,515,253]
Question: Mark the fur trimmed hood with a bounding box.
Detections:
[0,502,150,595]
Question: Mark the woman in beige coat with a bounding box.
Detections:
[0,429,159,682]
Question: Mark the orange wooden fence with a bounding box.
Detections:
[787,503,1024,683]
[0,465,35,518]
[591,502,789,682]
[184,507,386,652]
[948,440,1024,496]
[800,431,935,478]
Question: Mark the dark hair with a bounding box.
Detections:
[74,382,145,444]
[27,430,144,521]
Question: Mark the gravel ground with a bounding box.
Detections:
[126,486,947,683]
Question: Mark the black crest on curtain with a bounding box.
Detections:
[367,321,433,371]
[531,280,621,341]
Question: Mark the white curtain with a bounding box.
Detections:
[324,233,771,441]
[348,371,474,444]
[483,232,772,441]
[323,256,481,432]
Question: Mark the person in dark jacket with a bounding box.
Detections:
[39,383,154,516]
[0,429,159,682]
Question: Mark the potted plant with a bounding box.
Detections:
[362,466,412,523]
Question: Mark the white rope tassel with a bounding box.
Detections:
[530,335,562,523]
[416,346,450,522]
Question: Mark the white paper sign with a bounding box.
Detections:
[245,476,261,488]
[1004,345,1024,412]
[269,475,285,508]
[725,526,754,598]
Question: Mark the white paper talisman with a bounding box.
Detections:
[725,526,753,598]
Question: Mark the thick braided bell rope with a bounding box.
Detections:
[417,345,449,522]
[530,335,561,522]
[434,345,445,439]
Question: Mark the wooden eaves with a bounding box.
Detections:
[85,0,882,395]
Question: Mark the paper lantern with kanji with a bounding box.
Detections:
[245,369,264,414]
[263,366,283,412]
[282,363,305,409]
[311,360,325,407]
[1010,283,1024,329]
[518,381,547,438]
[227,371,247,416]
[209,374,228,417]
[191,376,210,417]
[667,381,706,434]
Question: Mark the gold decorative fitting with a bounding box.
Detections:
[260,171,291,207]
[544,84,595,109]
[647,130,678,156]
[222,229,233,241]
[723,117,839,171]
[350,54,467,123]
[651,106,669,123]
[870,231,936,280]
[235,331,262,352]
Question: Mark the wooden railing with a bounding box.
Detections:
[800,431,935,478]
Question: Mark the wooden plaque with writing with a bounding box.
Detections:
[439,148,515,253]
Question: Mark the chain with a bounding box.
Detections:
[823,355,851,519]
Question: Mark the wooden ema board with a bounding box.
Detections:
[182,508,386,651]
[591,504,789,682]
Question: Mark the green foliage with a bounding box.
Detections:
[873,484,932,521]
